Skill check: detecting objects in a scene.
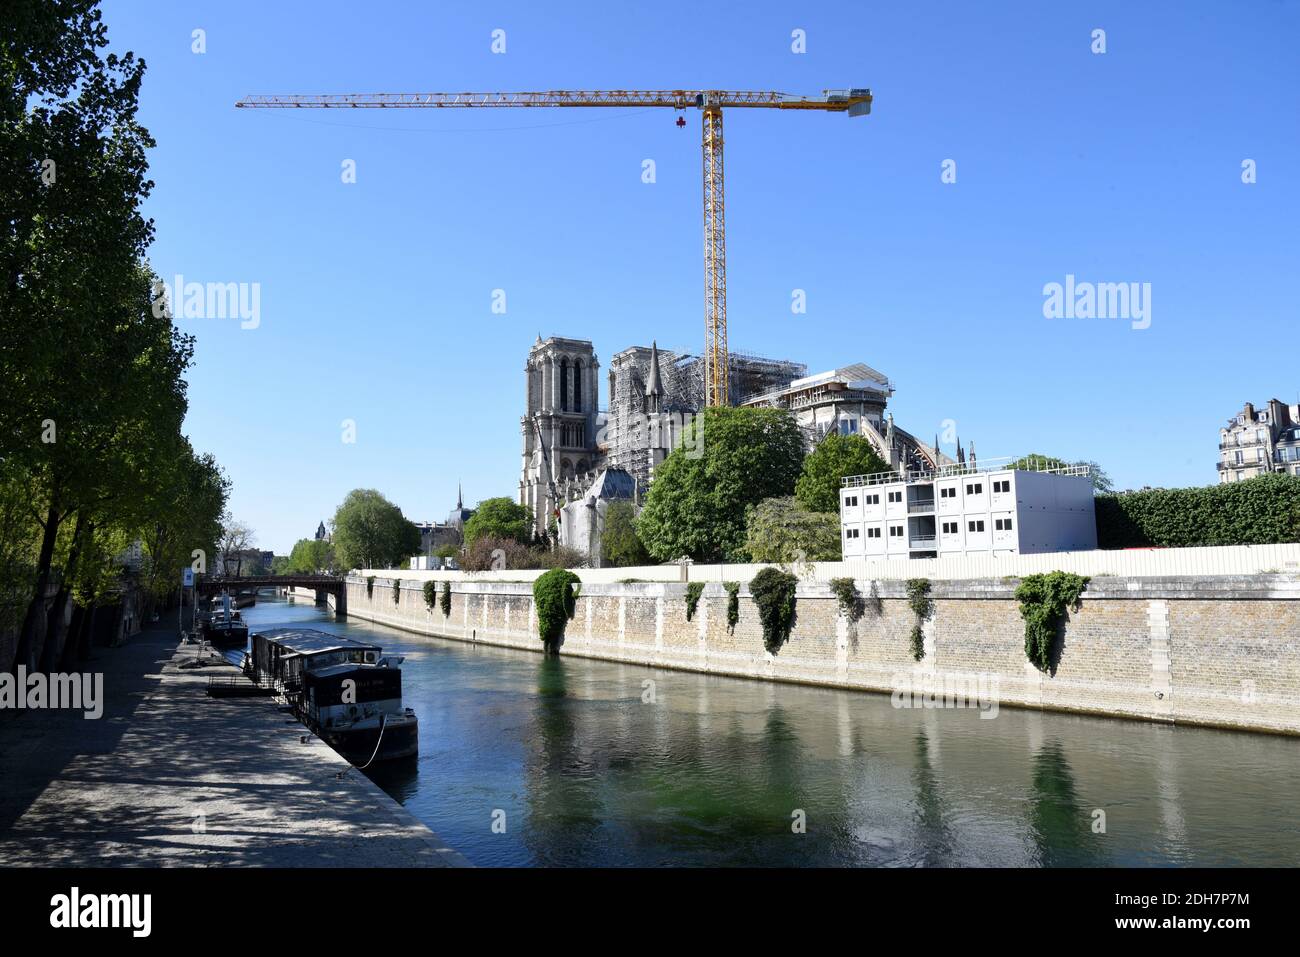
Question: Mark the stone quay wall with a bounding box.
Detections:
[323,575,1300,735]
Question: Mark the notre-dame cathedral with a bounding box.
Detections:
[518,334,952,542]
[519,334,803,535]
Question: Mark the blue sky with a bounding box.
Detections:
[100,0,1300,553]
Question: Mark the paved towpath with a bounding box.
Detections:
[0,620,468,866]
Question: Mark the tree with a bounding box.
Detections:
[744,496,842,563]
[1008,454,1112,493]
[218,515,255,575]
[330,489,420,571]
[1,3,199,670]
[137,439,228,598]
[462,497,532,549]
[286,538,334,574]
[1,4,230,673]
[795,433,889,513]
[637,406,805,563]
[601,500,649,567]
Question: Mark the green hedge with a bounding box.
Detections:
[1096,473,1300,548]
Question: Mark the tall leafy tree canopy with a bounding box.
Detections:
[637,406,805,563]
[462,497,531,548]
[330,489,420,572]
[795,433,889,513]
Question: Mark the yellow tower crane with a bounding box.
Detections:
[236,89,873,406]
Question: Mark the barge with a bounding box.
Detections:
[249,628,418,765]
[203,594,249,648]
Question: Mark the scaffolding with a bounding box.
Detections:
[604,345,806,491]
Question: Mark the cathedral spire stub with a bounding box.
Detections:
[644,340,664,414]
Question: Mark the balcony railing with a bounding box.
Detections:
[909,535,937,546]
[907,500,935,513]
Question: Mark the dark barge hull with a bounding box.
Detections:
[205,627,249,649]
[324,721,419,765]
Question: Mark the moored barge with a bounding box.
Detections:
[249,628,418,765]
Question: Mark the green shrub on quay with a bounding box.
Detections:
[750,568,798,654]
[423,580,437,612]
[906,578,933,661]
[685,582,705,621]
[1015,572,1089,671]
[440,580,451,617]
[723,581,740,633]
[829,577,862,623]
[533,568,580,651]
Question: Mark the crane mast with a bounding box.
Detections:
[237,88,872,406]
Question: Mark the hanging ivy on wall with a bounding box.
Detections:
[750,568,798,654]
[366,575,375,599]
[723,581,740,633]
[423,580,437,612]
[392,579,401,605]
[1015,572,1089,672]
[829,577,862,623]
[440,580,452,617]
[906,578,933,661]
[685,582,705,621]
[533,568,581,652]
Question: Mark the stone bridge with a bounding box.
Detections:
[196,575,347,619]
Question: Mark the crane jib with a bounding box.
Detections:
[235,88,871,407]
[234,90,871,112]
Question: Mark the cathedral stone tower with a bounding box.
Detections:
[519,336,602,535]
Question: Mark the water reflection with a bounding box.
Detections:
[911,729,956,866]
[240,597,1300,868]
[1028,743,1104,867]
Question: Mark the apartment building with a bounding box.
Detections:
[1218,399,1300,483]
[839,458,1097,559]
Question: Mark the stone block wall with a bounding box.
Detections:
[335,574,1300,735]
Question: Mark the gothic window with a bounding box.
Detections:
[574,359,584,412]
[559,358,570,412]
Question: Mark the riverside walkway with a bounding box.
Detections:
[0,620,468,867]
